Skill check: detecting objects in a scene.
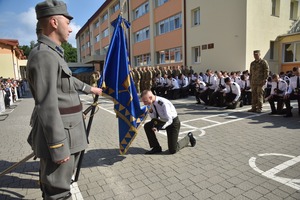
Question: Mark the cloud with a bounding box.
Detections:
[0,6,80,48]
[69,22,81,48]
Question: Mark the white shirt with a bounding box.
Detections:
[270,79,288,97]
[287,75,300,94]
[215,77,226,92]
[150,96,177,129]
[239,79,251,91]
[171,78,180,89]
[224,82,241,101]
[206,75,217,90]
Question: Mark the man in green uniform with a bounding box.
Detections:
[27,1,102,199]
[248,50,269,113]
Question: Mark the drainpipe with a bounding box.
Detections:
[183,0,187,66]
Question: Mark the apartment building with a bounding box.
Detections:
[76,0,300,74]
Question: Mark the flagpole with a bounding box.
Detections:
[73,94,99,183]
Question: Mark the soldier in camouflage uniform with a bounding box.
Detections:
[144,66,153,90]
[138,67,145,92]
[248,50,269,113]
[132,67,141,94]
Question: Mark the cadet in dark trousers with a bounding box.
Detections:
[141,90,196,154]
[27,1,102,199]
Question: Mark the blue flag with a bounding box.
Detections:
[99,15,148,155]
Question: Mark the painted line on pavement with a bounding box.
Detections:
[249,153,300,190]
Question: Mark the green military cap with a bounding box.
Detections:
[35,0,73,20]
[253,50,260,54]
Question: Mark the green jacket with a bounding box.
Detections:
[250,59,269,86]
[27,35,91,162]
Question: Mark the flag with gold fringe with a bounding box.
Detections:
[99,15,148,155]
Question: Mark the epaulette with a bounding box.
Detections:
[158,100,163,106]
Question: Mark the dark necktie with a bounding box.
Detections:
[153,104,159,118]
[230,85,232,93]
[277,82,279,90]
[208,76,210,84]
[297,76,300,88]
[245,81,247,89]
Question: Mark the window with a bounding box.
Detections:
[103,45,109,54]
[94,34,100,43]
[102,28,109,38]
[95,49,100,55]
[134,54,151,66]
[156,47,182,64]
[271,0,280,17]
[135,27,150,43]
[156,0,168,7]
[111,2,120,14]
[174,48,181,62]
[193,46,201,63]
[156,13,182,35]
[192,8,200,26]
[290,0,299,20]
[94,20,100,29]
[134,2,149,19]
[283,43,300,63]
[101,12,108,23]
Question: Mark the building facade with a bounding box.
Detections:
[76,0,300,74]
[0,39,27,79]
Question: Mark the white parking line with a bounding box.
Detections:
[249,153,300,190]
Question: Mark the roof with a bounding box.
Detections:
[0,39,19,47]
[0,39,26,59]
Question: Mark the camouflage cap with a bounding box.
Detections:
[35,0,73,20]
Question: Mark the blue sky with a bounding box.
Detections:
[0,0,106,47]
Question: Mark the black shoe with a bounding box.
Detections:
[284,113,293,117]
[187,132,196,147]
[269,112,277,115]
[196,101,201,104]
[239,100,244,107]
[57,192,72,200]
[145,146,162,154]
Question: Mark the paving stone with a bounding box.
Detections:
[2,95,300,200]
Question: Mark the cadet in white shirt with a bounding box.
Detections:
[223,77,241,109]
[265,74,288,115]
[141,90,196,154]
[284,67,300,117]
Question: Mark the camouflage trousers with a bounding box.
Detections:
[251,85,264,110]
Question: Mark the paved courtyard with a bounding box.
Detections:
[0,94,300,200]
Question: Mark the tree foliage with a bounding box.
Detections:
[61,42,77,62]
[20,41,77,62]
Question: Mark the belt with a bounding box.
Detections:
[59,104,82,115]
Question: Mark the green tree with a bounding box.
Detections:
[20,41,77,62]
[61,42,77,62]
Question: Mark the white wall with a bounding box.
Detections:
[185,0,247,73]
[246,0,295,73]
